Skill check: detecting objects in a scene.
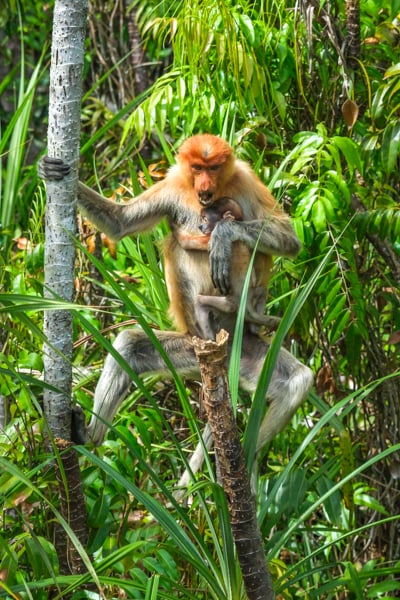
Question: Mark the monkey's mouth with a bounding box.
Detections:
[198,193,214,207]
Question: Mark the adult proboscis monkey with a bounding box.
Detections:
[40,134,313,492]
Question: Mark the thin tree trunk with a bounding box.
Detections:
[54,440,88,574]
[43,0,89,576]
[0,394,6,431]
[193,330,275,600]
[345,0,360,68]
[127,5,149,97]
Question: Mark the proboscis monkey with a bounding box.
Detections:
[39,134,313,493]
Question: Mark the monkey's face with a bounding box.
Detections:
[191,163,223,206]
[177,134,235,206]
[199,213,215,235]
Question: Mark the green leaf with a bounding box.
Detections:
[133,106,146,140]
[322,294,347,328]
[362,133,379,153]
[296,183,319,218]
[24,536,58,580]
[329,309,351,345]
[271,84,286,121]
[384,62,400,78]
[331,136,363,174]
[311,199,327,232]
[354,485,389,514]
[325,279,343,305]
[381,121,400,175]
[277,470,308,514]
[145,574,160,600]
[325,170,352,207]
[88,494,111,528]
[316,477,343,527]
[238,13,255,46]
[367,580,400,596]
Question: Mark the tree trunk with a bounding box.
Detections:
[193,330,275,600]
[345,0,360,68]
[43,0,89,576]
[127,5,149,98]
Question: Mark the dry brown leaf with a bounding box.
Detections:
[342,99,359,128]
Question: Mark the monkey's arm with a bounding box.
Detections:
[209,217,301,295]
[77,182,169,240]
[174,229,210,250]
[38,156,174,241]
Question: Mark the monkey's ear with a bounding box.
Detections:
[222,210,236,221]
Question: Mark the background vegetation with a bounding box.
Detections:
[0,0,399,597]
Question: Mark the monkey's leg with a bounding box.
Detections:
[87,329,199,446]
[197,294,237,313]
[241,335,314,490]
[254,345,314,453]
[247,311,281,330]
[174,423,214,500]
[195,294,237,339]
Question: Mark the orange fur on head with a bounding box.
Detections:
[177,134,234,167]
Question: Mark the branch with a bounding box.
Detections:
[193,330,275,600]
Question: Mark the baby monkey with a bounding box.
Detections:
[195,196,281,339]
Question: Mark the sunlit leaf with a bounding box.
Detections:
[383,62,400,78]
[311,199,326,232]
[362,134,379,153]
[381,121,400,174]
[238,13,256,46]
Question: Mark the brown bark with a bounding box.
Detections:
[127,6,149,98]
[345,0,360,68]
[192,330,274,600]
[54,439,88,576]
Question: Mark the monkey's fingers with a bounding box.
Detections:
[210,248,232,295]
[38,155,71,181]
[209,220,234,294]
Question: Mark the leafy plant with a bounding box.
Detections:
[1,0,400,597]
[0,18,46,260]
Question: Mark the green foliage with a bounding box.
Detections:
[0,24,46,258]
[1,0,399,597]
[123,0,300,141]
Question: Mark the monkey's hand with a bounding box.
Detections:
[175,229,210,250]
[210,216,301,294]
[209,219,235,295]
[38,156,71,181]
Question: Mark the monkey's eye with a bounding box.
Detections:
[191,164,203,172]
[209,164,221,172]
